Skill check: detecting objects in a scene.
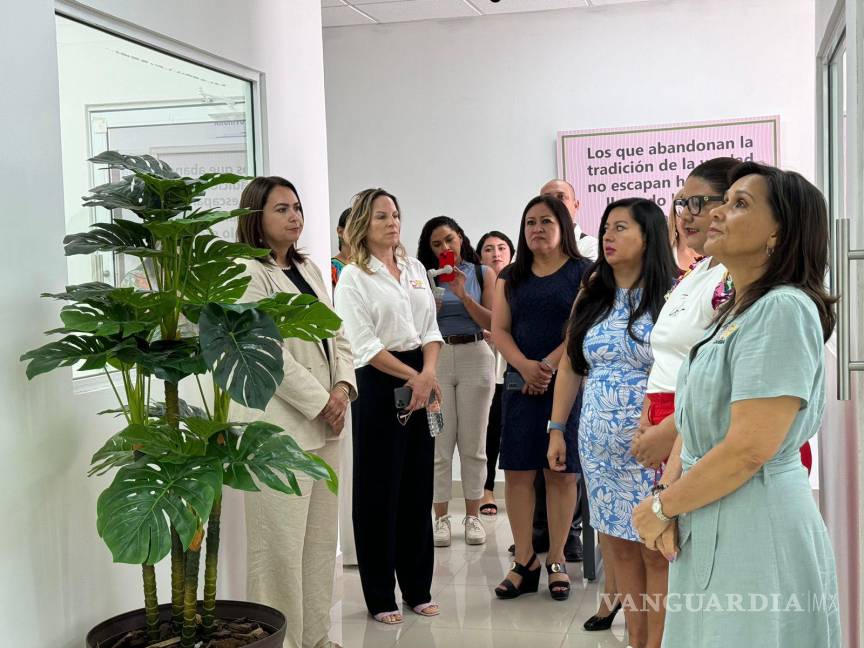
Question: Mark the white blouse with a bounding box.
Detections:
[646,257,728,393]
[574,223,599,261]
[334,253,443,369]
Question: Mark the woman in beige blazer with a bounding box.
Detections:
[235,176,356,648]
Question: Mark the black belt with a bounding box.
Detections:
[443,332,484,345]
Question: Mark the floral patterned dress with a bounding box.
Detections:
[578,287,655,541]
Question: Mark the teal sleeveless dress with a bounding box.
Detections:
[665,287,841,647]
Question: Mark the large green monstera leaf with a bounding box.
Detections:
[198,303,283,410]
[63,219,158,258]
[217,421,337,495]
[96,457,222,565]
[180,234,267,312]
[86,151,250,219]
[20,335,135,378]
[255,293,342,342]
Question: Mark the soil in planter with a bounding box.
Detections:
[102,616,272,648]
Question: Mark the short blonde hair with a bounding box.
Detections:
[345,188,406,273]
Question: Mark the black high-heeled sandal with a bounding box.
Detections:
[583,601,622,631]
[495,553,540,599]
[546,562,570,601]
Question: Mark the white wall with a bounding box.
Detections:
[0,2,331,646]
[324,0,818,487]
[323,0,816,254]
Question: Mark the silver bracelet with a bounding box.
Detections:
[540,357,556,373]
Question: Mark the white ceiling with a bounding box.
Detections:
[322,0,654,28]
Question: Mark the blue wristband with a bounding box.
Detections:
[546,421,566,434]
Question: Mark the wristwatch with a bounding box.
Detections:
[546,420,566,434]
[652,491,674,522]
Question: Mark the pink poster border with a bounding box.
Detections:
[557,115,781,180]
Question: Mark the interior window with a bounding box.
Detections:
[56,14,257,289]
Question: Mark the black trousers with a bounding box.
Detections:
[533,471,584,539]
[484,383,503,492]
[352,348,434,615]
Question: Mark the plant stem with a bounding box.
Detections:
[103,368,130,424]
[141,257,155,291]
[171,528,185,632]
[133,370,145,423]
[201,494,222,637]
[142,564,160,643]
[213,384,231,424]
[181,541,202,648]
[195,375,213,420]
[165,380,180,428]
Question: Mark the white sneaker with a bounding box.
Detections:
[433,515,452,547]
[463,515,486,545]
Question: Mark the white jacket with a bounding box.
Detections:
[232,257,357,451]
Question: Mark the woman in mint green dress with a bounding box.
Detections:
[633,162,841,648]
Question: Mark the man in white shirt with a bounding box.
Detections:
[540,179,599,261]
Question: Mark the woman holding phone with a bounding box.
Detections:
[334,188,443,625]
[417,216,496,547]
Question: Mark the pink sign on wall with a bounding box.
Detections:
[557,116,780,236]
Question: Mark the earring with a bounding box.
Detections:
[766,246,775,257]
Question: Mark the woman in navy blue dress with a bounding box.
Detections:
[491,195,591,601]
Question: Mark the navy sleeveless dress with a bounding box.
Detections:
[499,257,591,473]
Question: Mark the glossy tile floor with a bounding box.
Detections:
[330,502,628,647]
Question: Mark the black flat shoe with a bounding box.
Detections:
[564,533,583,562]
[495,554,540,599]
[583,601,622,631]
[546,562,570,601]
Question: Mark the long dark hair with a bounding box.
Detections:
[504,195,583,299]
[237,176,305,265]
[416,216,479,270]
[702,162,836,344]
[477,230,516,257]
[566,197,676,375]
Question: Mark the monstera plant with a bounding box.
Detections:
[21,152,340,648]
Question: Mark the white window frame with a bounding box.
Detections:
[54,1,268,394]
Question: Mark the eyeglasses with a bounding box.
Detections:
[673,195,724,217]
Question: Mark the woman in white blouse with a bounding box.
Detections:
[632,158,739,472]
[334,188,444,625]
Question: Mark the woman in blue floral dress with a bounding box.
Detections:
[548,197,675,648]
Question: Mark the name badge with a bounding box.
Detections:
[713,322,739,344]
[409,279,425,289]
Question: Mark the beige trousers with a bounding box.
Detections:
[434,340,496,503]
[245,439,341,648]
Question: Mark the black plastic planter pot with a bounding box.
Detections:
[85,600,286,648]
